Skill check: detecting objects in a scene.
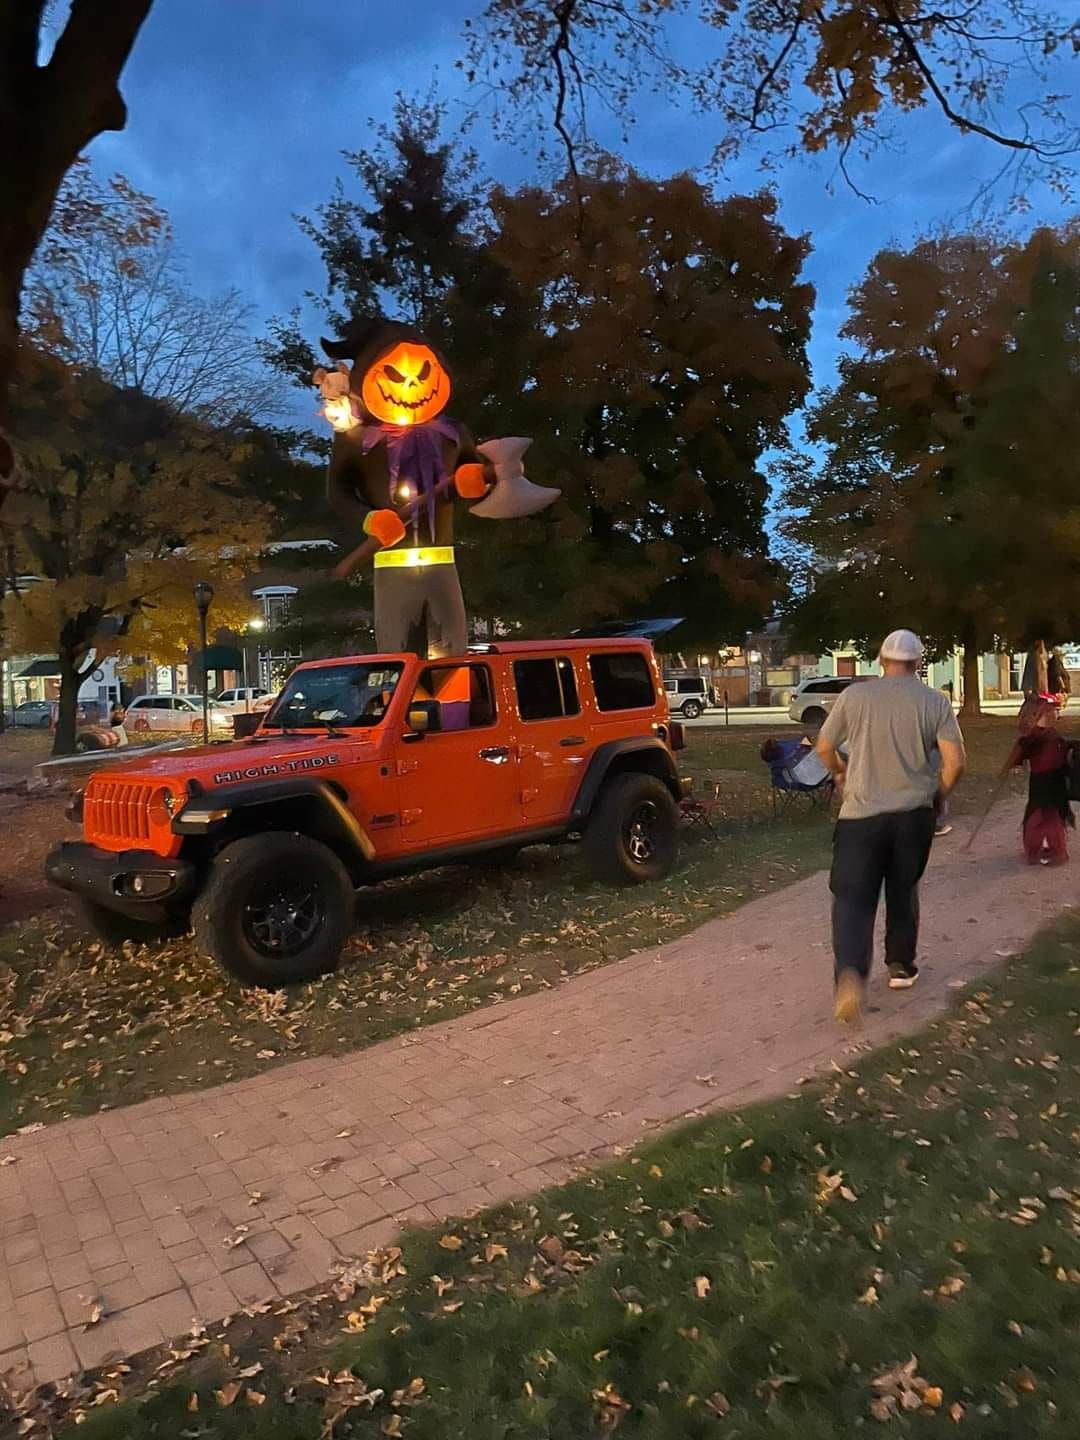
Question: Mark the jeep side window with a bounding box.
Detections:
[588,652,656,711]
[413,664,496,731]
[513,658,580,721]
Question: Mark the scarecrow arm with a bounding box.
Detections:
[326,440,376,532]
[452,423,494,500]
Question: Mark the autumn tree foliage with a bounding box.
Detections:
[265,107,813,643]
[468,1,1079,194]
[1,349,273,755]
[780,223,1080,714]
[473,169,813,642]
[0,0,154,500]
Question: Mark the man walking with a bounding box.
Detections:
[815,630,966,1023]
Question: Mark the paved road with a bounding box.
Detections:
[0,799,1064,1394]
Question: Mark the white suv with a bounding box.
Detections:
[788,675,872,728]
[662,676,710,719]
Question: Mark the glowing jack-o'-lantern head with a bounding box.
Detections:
[319,320,452,431]
[360,339,449,427]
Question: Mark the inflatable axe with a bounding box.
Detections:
[470,437,560,520]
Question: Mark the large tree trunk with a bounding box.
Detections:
[0,0,155,498]
[53,652,83,757]
[960,621,982,718]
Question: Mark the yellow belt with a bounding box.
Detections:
[374,545,456,570]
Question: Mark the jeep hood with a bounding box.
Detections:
[82,733,379,790]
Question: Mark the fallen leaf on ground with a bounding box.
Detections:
[938,1276,966,1298]
[694,1275,711,1299]
[537,1235,565,1264]
[438,1234,463,1252]
[214,1382,242,1408]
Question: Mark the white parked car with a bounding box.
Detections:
[125,693,233,739]
[215,686,269,713]
[788,675,873,729]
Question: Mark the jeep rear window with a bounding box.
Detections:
[588,652,656,711]
[262,663,403,729]
[514,657,580,721]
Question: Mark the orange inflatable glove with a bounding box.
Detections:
[363,508,407,548]
[454,461,491,499]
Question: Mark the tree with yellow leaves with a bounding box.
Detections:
[2,348,274,754]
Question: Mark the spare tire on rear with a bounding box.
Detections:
[192,832,355,987]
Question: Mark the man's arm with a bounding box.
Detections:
[815,697,849,783]
[937,735,966,797]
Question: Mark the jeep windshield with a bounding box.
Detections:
[262,663,404,730]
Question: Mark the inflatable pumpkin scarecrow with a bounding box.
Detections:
[315,317,558,659]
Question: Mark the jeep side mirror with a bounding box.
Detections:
[407,703,431,734]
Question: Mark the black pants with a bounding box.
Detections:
[830,807,936,979]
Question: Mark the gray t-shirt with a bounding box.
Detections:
[819,676,963,821]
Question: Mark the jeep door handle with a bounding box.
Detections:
[559,736,585,747]
[479,746,511,764]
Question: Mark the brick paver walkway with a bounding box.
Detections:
[0,802,1066,1391]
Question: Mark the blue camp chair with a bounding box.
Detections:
[762,737,835,815]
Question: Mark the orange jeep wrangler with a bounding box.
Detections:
[46,639,688,986]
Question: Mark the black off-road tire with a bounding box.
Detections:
[681,699,703,719]
[80,900,186,949]
[583,772,679,886]
[192,832,355,987]
[801,706,827,729]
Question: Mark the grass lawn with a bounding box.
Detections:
[21,916,1080,1438]
[0,714,1062,1138]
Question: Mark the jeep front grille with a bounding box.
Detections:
[83,777,179,856]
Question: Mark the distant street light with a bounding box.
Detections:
[193,582,214,740]
[242,615,266,712]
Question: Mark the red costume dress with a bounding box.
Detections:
[1007,728,1072,864]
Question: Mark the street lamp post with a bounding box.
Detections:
[243,616,265,712]
[193,582,214,740]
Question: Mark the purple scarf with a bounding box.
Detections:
[361,416,458,541]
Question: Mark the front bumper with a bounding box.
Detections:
[46,842,198,916]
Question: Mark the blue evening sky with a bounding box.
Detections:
[77,2,1074,427]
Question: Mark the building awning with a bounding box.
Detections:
[17,658,60,678]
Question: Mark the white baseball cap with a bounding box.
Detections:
[879,628,924,662]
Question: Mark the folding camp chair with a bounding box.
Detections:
[762,738,834,815]
[680,776,722,835]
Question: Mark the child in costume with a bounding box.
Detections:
[1005,698,1072,865]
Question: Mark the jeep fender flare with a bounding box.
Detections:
[570,738,682,827]
[173,778,375,862]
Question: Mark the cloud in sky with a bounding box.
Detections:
[81,0,1073,406]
